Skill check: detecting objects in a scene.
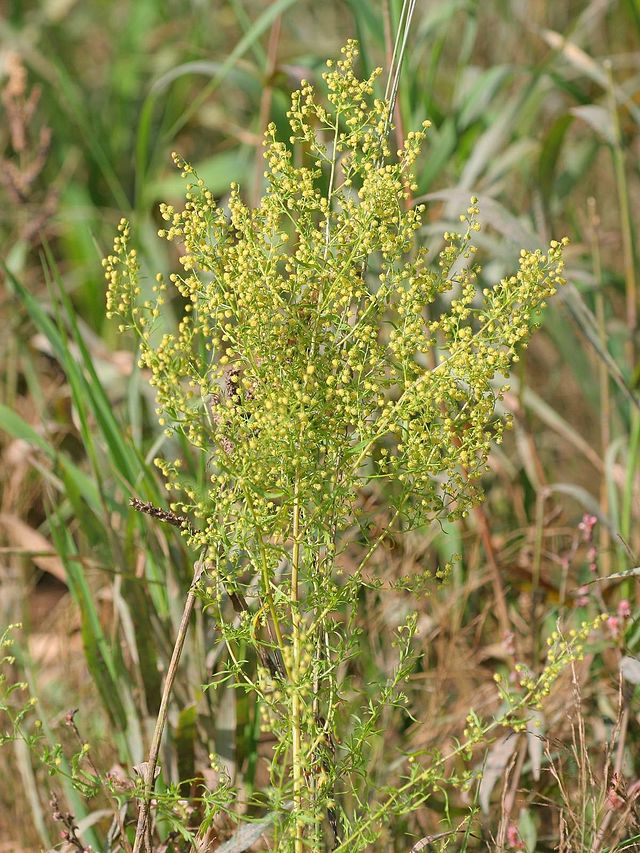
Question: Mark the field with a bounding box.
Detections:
[1,1,640,850]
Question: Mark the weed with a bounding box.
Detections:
[101,39,574,851]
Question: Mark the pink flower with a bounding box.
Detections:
[503,631,516,655]
[576,585,589,606]
[618,599,632,619]
[507,823,525,849]
[607,615,620,638]
[605,773,626,812]
[578,513,598,542]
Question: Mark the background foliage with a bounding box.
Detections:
[1,0,639,850]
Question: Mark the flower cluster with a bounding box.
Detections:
[104,41,567,565]
[493,615,607,722]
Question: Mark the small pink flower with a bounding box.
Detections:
[606,787,625,811]
[578,513,597,541]
[618,599,632,619]
[507,823,525,849]
[503,631,516,655]
[607,615,620,638]
[576,585,589,606]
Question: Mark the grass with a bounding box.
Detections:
[1,0,639,850]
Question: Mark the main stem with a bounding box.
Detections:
[291,479,304,852]
[132,552,205,853]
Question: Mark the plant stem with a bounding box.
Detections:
[588,197,612,579]
[605,60,637,368]
[291,478,304,853]
[131,550,206,853]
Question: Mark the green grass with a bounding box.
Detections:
[1,1,639,850]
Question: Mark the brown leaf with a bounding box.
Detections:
[0,513,66,583]
[478,732,520,814]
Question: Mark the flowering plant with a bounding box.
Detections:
[104,40,567,850]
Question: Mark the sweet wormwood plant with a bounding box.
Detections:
[104,41,569,850]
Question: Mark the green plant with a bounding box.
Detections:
[102,39,572,851]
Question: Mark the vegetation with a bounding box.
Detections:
[1,2,639,851]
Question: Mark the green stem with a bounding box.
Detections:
[244,487,288,671]
[291,478,304,852]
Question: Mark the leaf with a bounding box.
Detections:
[176,704,197,791]
[418,119,457,190]
[0,404,55,459]
[526,709,544,782]
[75,809,114,833]
[620,656,640,685]
[14,737,51,848]
[518,806,538,851]
[457,90,523,191]
[0,514,67,584]
[502,379,603,473]
[160,0,300,142]
[456,65,512,129]
[478,732,519,814]
[145,149,251,204]
[541,29,640,125]
[48,522,131,747]
[538,114,574,202]
[542,29,609,86]
[421,190,541,250]
[558,285,639,411]
[214,809,287,853]
[120,576,162,715]
[7,261,151,494]
[571,105,615,145]
[0,404,108,516]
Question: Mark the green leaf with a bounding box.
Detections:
[538,113,574,204]
[0,404,54,458]
[175,704,197,793]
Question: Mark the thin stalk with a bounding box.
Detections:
[588,198,611,578]
[531,488,546,668]
[251,14,281,207]
[591,685,630,852]
[244,487,288,667]
[291,478,304,853]
[323,119,341,261]
[382,0,417,134]
[606,61,639,582]
[132,550,206,853]
[495,736,527,851]
[605,60,637,367]
[473,501,512,640]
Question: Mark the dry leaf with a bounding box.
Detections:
[620,656,640,685]
[0,513,66,583]
[526,708,545,782]
[478,732,519,814]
